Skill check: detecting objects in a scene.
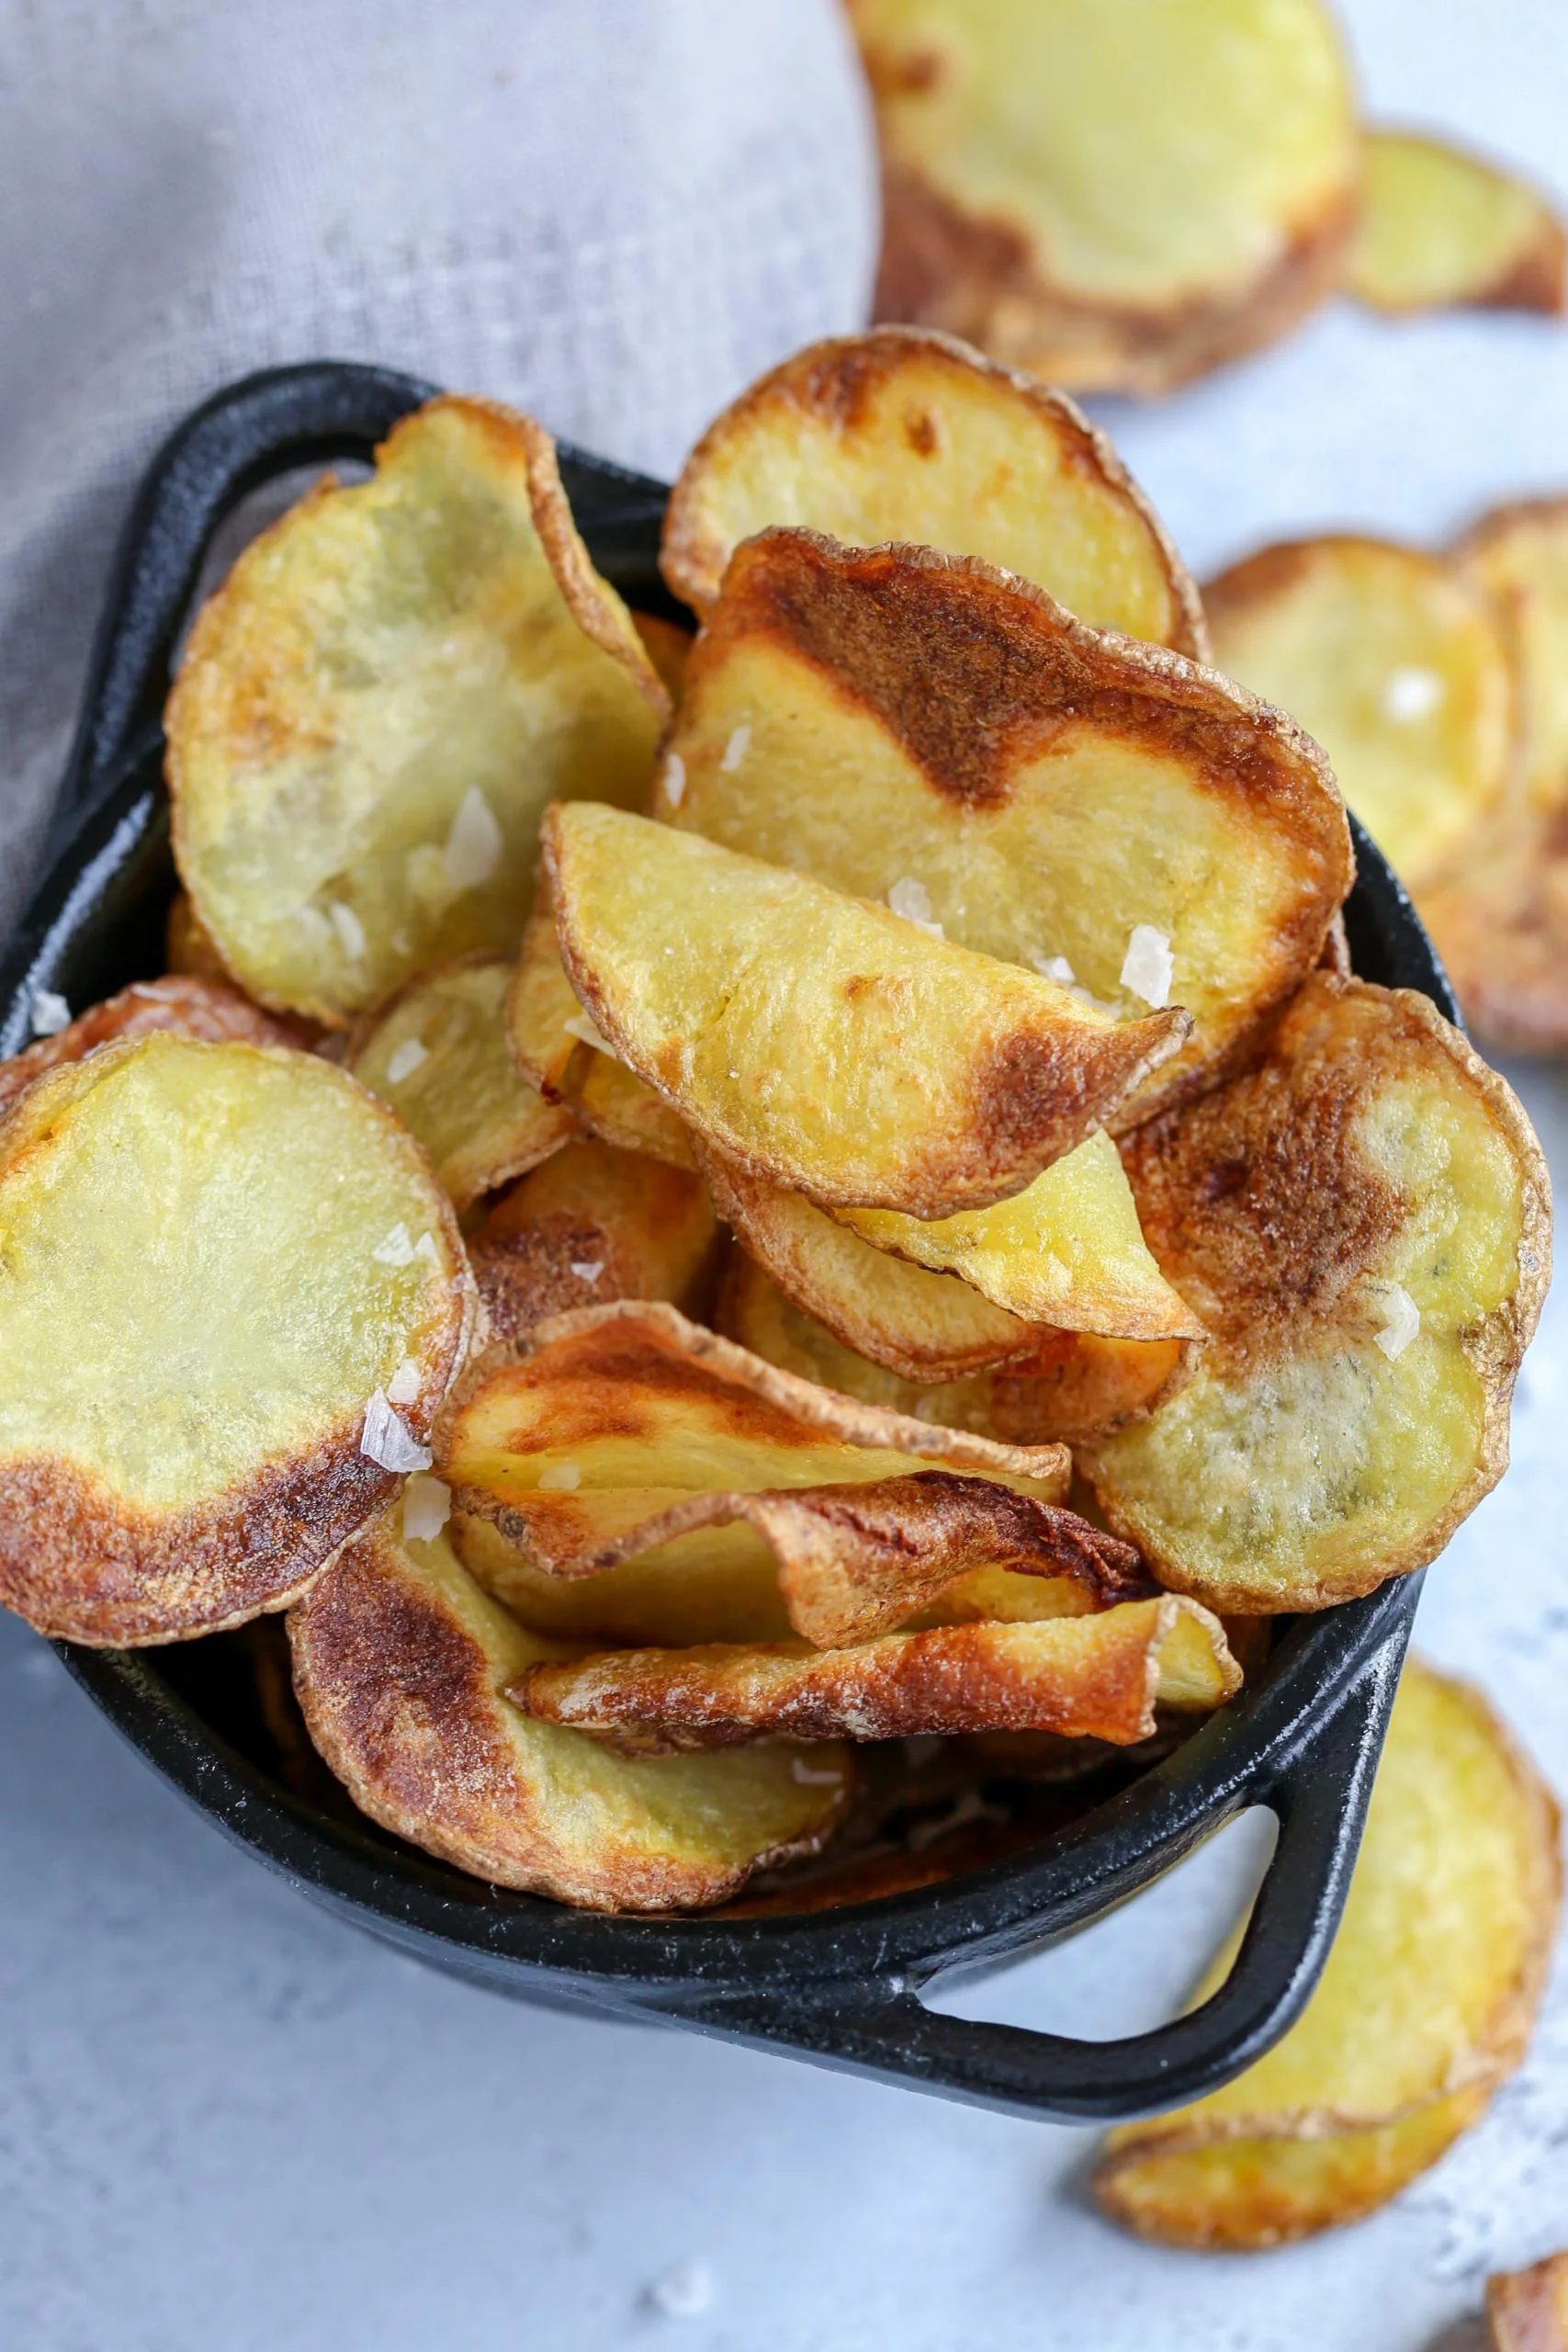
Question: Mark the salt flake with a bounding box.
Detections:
[570,1260,604,1283]
[387,1355,422,1405]
[562,1011,615,1057]
[1382,665,1443,724]
[373,1224,440,1269]
[328,900,367,961]
[644,2262,715,2321]
[443,786,503,891]
[360,1390,432,1474]
[886,876,943,938]
[1032,954,1077,988]
[719,724,751,774]
[28,989,71,1037]
[1120,924,1174,1009]
[790,1757,844,1786]
[1372,1282,1421,1360]
[537,1459,581,1491]
[662,752,687,808]
[401,1475,451,1543]
[386,1037,428,1085]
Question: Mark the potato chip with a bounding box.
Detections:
[513,1593,1238,1753]
[1418,820,1568,1057]
[660,327,1205,651]
[451,1505,793,1647]
[851,0,1359,394]
[1488,2250,1568,2350]
[1347,130,1566,318]
[0,974,295,1123]
[1457,496,1568,818]
[348,956,571,1210]
[1097,1660,1562,2247]
[657,532,1348,1121]
[1207,534,1515,888]
[1080,977,1550,1613]
[717,1248,1191,1444]
[0,1034,470,1645]
[168,396,668,1025]
[468,1138,718,1348]
[630,610,694,697]
[164,890,231,982]
[288,1518,849,1911]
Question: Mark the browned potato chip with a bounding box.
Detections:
[1207,534,1516,888]
[1081,977,1550,1613]
[1097,1660,1562,2248]
[658,532,1348,1122]
[660,327,1205,651]
[717,1247,1191,1445]
[450,1505,794,1647]
[513,1594,1239,1753]
[0,974,297,1123]
[1489,2251,1568,2350]
[288,1517,850,1911]
[0,1034,471,1645]
[1457,496,1568,818]
[347,956,571,1210]
[468,1138,718,1347]
[851,0,1359,395]
[1348,130,1566,318]
[168,396,668,1026]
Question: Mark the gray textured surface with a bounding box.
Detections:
[5,3,1568,2346]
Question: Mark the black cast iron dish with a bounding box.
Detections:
[2,364,1444,2125]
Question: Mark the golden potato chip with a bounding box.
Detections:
[468,1138,718,1347]
[1080,977,1550,1614]
[1097,1659,1562,2248]
[168,396,668,1025]
[851,0,1359,394]
[1207,534,1515,888]
[1489,2250,1568,2350]
[702,1154,1041,1381]
[288,1518,849,1911]
[0,1034,470,1645]
[451,1505,793,1647]
[717,1248,1190,1445]
[548,800,1190,1217]
[1457,496,1568,817]
[837,1130,1201,1341]
[1348,130,1566,317]
[657,532,1348,1121]
[513,1593,1239,1753]
[0,974,296,1123]
[630,609,693,697]
[348,956,571,1210]
[660,327,1205,650]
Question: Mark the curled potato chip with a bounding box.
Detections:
[288,1519,849,1911]
[1347,130,1566,318]
[0,974,296,1123]
[548,803,1190,1219]
[468,1138,718,1347]
[1489,2251,1568,2350]
[0,1034,470,1645]
[348,956,571,1210]
[851,0,1359,395]
[1207,534,1515,888]
[1080,977,1550,1614]
[660,327,1204,651]
[168,396,668,1025]
[513,1594,1239,1753]
[452,1506,793,1647]
[717,1248,1190,1445]
[658,532,1348,1121]
[1097,1659,1562,2248]
[837,1130,1201,1341]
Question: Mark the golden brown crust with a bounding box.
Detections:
[659,325,1208,654]
[514,1593,1236,1753]
[1489,2252,1568,2351]
[0,976,298,1123]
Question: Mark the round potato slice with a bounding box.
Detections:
[1080,977,1550,1614]
[0,1035,470,1645]
[0,974,296,1123]
[1418,816,1568,1057]
[168,396,668,1025]
[660,327,1205,652]
[1097,1659,1562,2247]
[288,1518,849,1911]
[1347,130,1566,318]
[348,956,572,1211]
[852,0,1359,394]
[1456,494,1568,818]
[1206,535,1516,888]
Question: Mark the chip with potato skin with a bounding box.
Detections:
[348,955,572,1211]
[0,973,297,1123]
[657,532,1348,1125]
[0,1034,472,1646]
[1096,1659,1562,2249]
[288,1518,851,1912]
[547,801,1190,1219]
[660,326,1206,652]
[1488,2250,1568,2351]
[168,396,668,1026]
[1080,976,1551,1614]
[1206,533,1516,890]
[513,1593,1239,1754]
[1347,130,1566,319]
[850,0,1359,395]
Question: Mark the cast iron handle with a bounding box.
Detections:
[660,1635,1408,2124]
